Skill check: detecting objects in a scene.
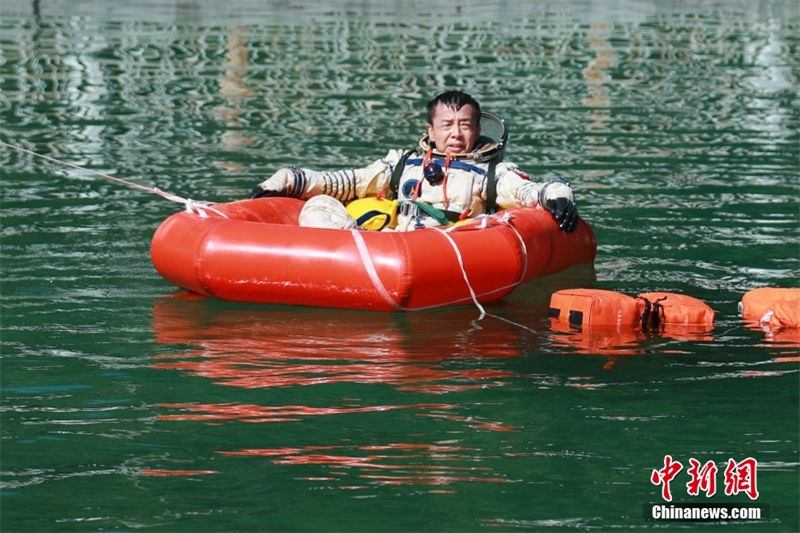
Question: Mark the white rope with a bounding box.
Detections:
[441,211,539,329]
[1,140,228,219]
[446,213,528,284]
[352,223,536,334]
[434,227,486,319]
[494,212,529,287]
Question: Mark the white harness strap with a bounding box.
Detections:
[445,211,529,288]
[487,212,529,286]
[350,229,403,311]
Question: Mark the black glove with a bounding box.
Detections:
[250,186,281,199]
[249,168,299,199]
[545,197,579,232]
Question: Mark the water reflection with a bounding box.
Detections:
[582,20,616,178]
[149,293,529,489]
[219,442,510,489]
[149,292,541,436]
[547,313,723,371]
[212,25,254,161]
[150,293,528,395]
[149,264,602,394]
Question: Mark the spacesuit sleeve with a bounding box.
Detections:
[251,150,404,201]
[493,163,544,209]
[493,162,574,209]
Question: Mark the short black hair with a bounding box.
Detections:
[426,91,481,125]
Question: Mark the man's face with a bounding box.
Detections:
[426,103,481,154]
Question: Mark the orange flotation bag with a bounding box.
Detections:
[548,288,640,329]
[547,291,645,359]
[636,292,716,333]
[549,289,715,335]
[740,287,800,331]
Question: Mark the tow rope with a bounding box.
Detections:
[0,141,228,218]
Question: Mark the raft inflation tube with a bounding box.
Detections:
[150,197,597,311]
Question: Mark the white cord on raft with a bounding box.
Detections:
[1,140,228,219]
[434,227,486,319]
[440,211,538,328]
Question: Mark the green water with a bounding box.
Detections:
[1,0,798,531]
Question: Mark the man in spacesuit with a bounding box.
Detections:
[250,90,579,232]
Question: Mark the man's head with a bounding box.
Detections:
[426,91,482,154]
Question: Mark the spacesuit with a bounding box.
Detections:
[250,123,579,232]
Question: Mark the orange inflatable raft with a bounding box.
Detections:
[150,197,596,311]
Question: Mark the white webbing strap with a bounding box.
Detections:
[759,310,776,336]
[473,212,529,286]
[350,229,403,311]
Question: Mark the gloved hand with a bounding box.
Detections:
[250,185,281,198]
[249,168,295,199]
[539,178,579,232]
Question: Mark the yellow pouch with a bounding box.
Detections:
[346,197,399,230]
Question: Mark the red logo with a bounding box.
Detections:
[686,458,718,497]
[651,455,683,502]
[724,457,759,500]
[652,456,758,501]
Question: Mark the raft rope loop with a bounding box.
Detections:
[437,211,536,331]
[349,209,534,327]
[0,141,228,219]
[434,227,486,319]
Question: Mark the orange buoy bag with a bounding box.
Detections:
[740,287,800,329]
[636,292,715,332]
[549,289,640,329]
